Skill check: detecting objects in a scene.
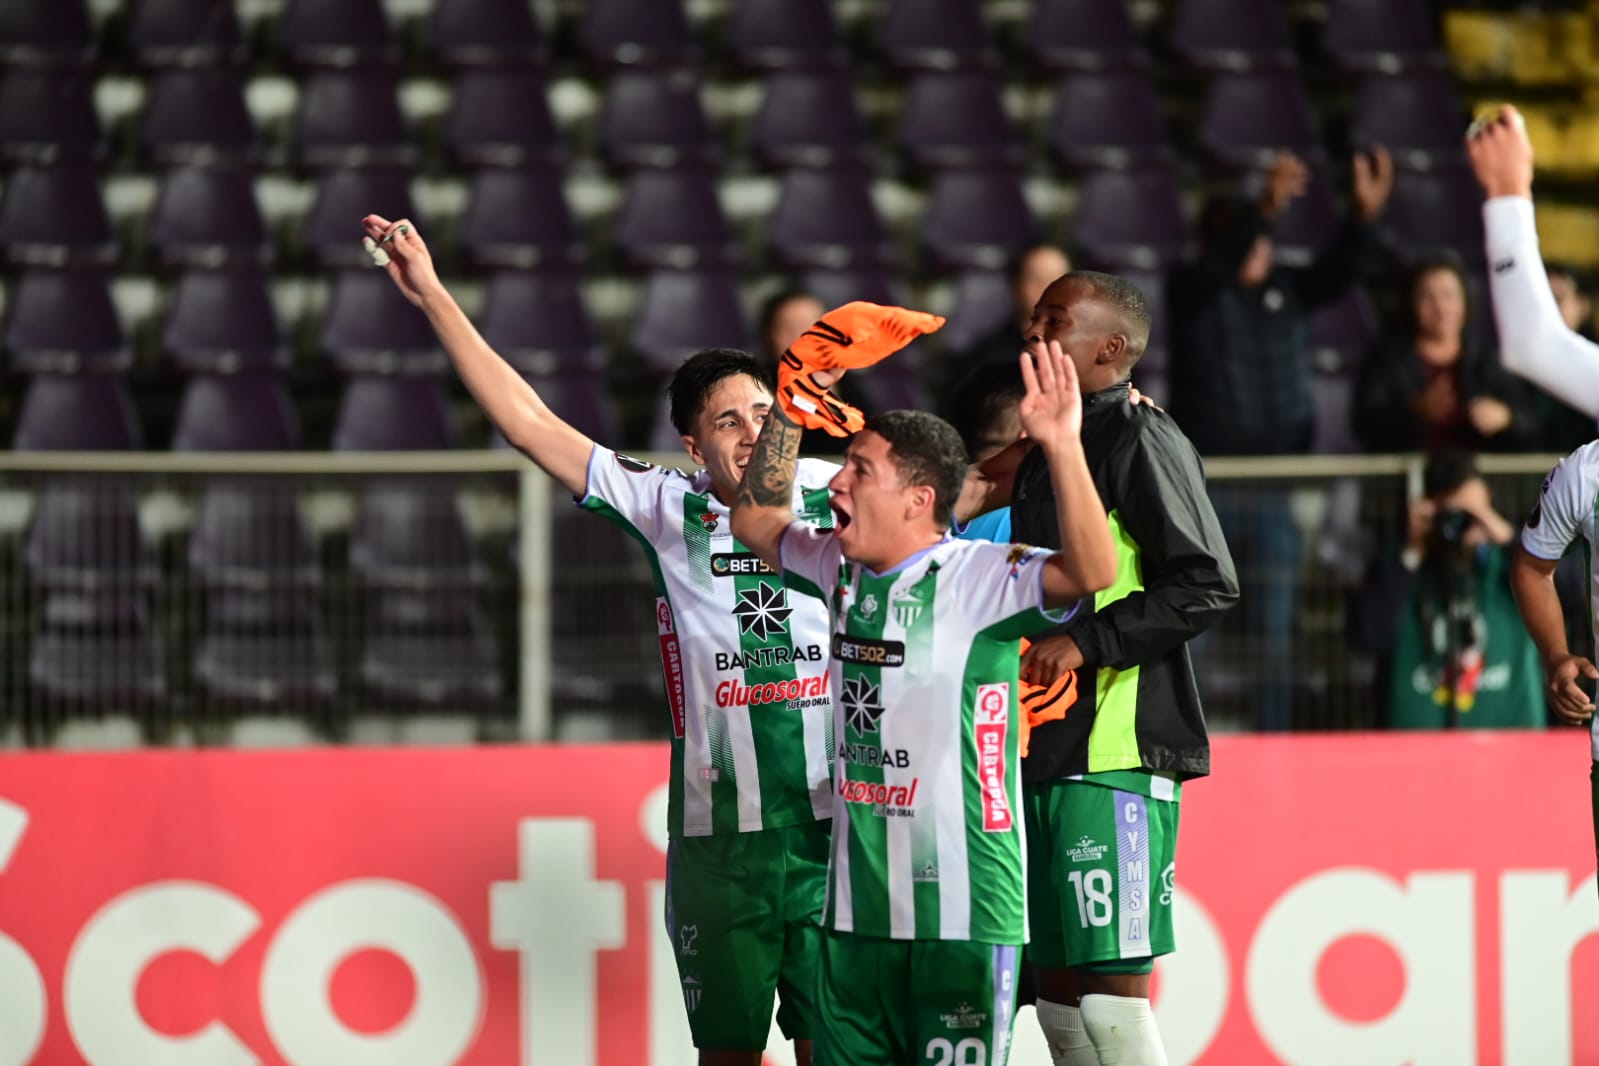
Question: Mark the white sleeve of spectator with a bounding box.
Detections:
[1485,196,1599,420]
[1522,448,1595,561]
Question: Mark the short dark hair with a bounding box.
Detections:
[1066,270,1152,368]
[759,285,820,335]
[667,349,774,436]
[1010,242,1067,284]
[944,359,1026,456]
[1423,448,1479,499]
[1408,254,1470,331]
[863,410,969,528]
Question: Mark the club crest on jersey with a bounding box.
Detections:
[682,975,703,1013]
[841,675,883,733]
[699,511,720,533]
[891,588,927,628]
[733,581,792,640]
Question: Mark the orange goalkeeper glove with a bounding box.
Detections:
[777,301,945,437]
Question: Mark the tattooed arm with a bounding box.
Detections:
[731,404,808,572]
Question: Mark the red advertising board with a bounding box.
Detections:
[0,733,1594,1065]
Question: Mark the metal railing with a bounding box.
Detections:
[0,450,1571,747]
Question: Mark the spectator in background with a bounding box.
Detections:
[946,358,1028,543]
[958,243,1073,367]
[1354,256,1538,453]
[1348,450,1544,728]
[1537,263,1597,451]
[1168,147,1393,730]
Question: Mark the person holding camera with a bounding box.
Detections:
[1348,450,1544,729]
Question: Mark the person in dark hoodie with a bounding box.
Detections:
[1355,255,1539,453]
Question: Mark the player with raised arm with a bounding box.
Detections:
[732,319,1119,1066]
[1509,444,1599,898]
[359,216,934,1064]
[1469,105,1599,420]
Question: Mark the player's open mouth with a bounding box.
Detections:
[832,502,852,529]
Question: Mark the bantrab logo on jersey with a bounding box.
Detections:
[732,582,791,639]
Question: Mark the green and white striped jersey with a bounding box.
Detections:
[580,446,840,838]
[1522,439,1599,762]
[781,526,1078,943]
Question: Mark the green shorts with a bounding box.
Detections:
[814,929,1021,1066]
[665,818,830,1050]
[1024,778,1179,971]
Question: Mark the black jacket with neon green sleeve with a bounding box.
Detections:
[1011,381,1239,783]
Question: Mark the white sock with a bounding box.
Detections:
[1079,994,1169,1066]
[1035,998,1099,1066]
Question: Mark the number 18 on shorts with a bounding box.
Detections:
[1025,780,1179,970]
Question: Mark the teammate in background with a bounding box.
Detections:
[360,214,843,1065]
[1509,443,1599,896]
[947,358,1028,543]
[733,321,1119,1066]
[976,272,1239,1066]
[1470,104,1599,422]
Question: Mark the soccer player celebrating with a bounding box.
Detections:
[732,308,1119,1066]
[359,216,937,1065]
[1469,104,1599,419]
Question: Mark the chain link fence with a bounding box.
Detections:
[0,451,1573,748]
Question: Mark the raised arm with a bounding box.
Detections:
[362,215,594,495]
[1469,107,1599,420]
[731,405,806,572]
[1019,343,1118,606]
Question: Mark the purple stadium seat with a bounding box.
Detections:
[127,0,246,67]
[25,487,155,590]
[334,377,461,451]
[1310,374,1359,454]
[726,0,843,71]
[301,168,416,269]
[1378,169,1485,266]
[599,70,714,169]
[512,372,620,443]
[613,168,735,270]
[139,69,255,166]
[352,487,482,589]
[172,374,300,451]
[1307,286,1376,374]
[1348,72,1466,171]
[478,270,604,374]
[876,0,994,71]
[1071,169,1188,271]
[14,376,141,450]
[460,167,582,269]
[1169,0,1295,72]
[278,0,397,68]
[0,70,102,164]
[444,69,560,168]
[189,487,318,590]
[194,615,337,709]
[0,0,95,68]
[147,168,270,268]
[293,71,415,170]
[630,270,748,373]
[752,70,870,171]
[320,270,447,376]
[896,70,1020,171]
[769,168,890,271]
[4,269,129,374]
[801,267,900,312]
[579,0,694,68]
[922,170,1036,272]
[1322,0,1444,74]
[1198,71,1320,169]
[943,269,1013,354]
[1026,0,1144,73]
[30,598,167,709]
[1047,70,1169,171]
[163,268,287,373]
[0,165,115,268]
[431,0,545,67]
[359,591,503,709]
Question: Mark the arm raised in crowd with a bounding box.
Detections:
[362,214,594,496]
